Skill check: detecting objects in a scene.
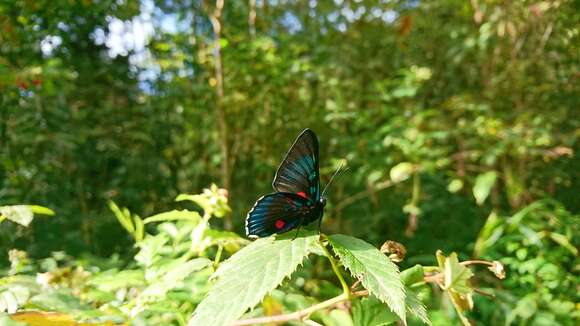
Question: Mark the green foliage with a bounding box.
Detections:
[189,231,320,326]
[0,187,243,324]
[0,0,578,324]
[472,172,498,206]
[436,251,475,325]
[353,297,399,326]
[0,205,54,227]
[328,234,407,323]
[474,200,579,325]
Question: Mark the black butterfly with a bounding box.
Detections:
[245,129,326,238]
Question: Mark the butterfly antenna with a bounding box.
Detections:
[322,161,349,196]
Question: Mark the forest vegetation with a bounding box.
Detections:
[0,0,578,325]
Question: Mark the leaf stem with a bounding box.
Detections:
[213,244,224,268]
[319,236,351,298]
[230,290,368,325]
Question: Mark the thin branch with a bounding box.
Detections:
[319,237,351,297]
[205,0,232,229]
[460,259,494,267]
[248,0,256,36]
[538,21,553,53]
[473,288,495,297]
[230,290,368,326]
[334,179,394,212]
[350,278,362,291]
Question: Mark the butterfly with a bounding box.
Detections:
[245,129,327,238]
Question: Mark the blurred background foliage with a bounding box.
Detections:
[0,0,578,325]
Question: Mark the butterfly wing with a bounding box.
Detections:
[245,192,313,238]
[272,129,320,202]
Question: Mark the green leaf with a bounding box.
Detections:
[473,171,497,205]
[509,294,537,321]
[400,265,424,286]
[447,179,463,193]
[442,253,473,295]
[0,313,26,326]
[473,210,503,256]
[0,206,33,227]
[108,201,134,233]
[135,234,169,267]
[141,258,211,298]
[0,285,29,313]
[28,291,86,312]
[0,205,54,227]
[188,230,320,326]
[406,290,431,325]
[390,162,414,183]
[435,251,473,325]
[353,297,398,326]
[133,215,144,241]
[548,232,578,256]
[328,234,406,324]
[89,270,145,292]
[204,229,249,253]
[319,308,355,326]
[143,209,202,224]
[28,205,55,216]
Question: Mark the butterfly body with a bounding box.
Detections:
[246,129,325,238]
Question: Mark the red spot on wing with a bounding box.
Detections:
[275,219,285,229]
[296,192,308,199]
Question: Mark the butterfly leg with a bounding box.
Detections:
[292,224,302,240]
[292,215,307,240]
[317,217,323,234]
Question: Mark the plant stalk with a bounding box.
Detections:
[319,236,351,298]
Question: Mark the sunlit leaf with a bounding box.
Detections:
[0,312,26,326]
[133,215,144,241]
[328,234,406,324]
[441,253,473,295]
[0,285,29,313]
[188,230,320,326]
[28,291,86,312]
[0,206,33,226]
[435,251,474,325]
[89,270,145,292]
[28,205,55,216]
[319,308,354,326]
[141,258,211,298]
[0,204,54,226]
[447,179,463,193]
[143,209,202,224]
[108,201,134,233]
[473,210,503,256]
[406,290,431,325]
[400,265,424,286]
[135,234,169,267]
[473,171,497,205]
[353,297,398,326]
[390,162,414,183]
[10,311,78,326]
[548,232,578,256]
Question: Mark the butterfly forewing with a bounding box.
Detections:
[246,129,325,238]
[272,129,320,202]
[245,193,311,238]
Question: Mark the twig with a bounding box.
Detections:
[473,288,495,297]
[350,278,362,291]
[334,179,393,212]
[319,236,351,297]
[230,290,368,325]
[460,260,494,267]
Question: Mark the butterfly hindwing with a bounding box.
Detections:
[245,193,313,238]
[272,129,320,202]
